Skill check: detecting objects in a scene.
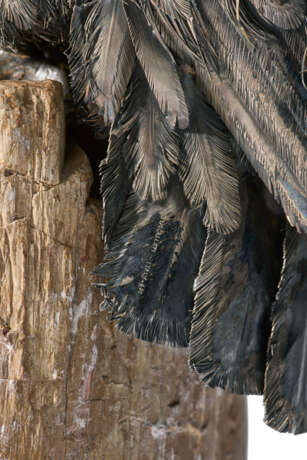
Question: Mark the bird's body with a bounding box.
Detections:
[0,0,306,434]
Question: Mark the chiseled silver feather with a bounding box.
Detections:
[84,0,134,126]
[94,178,206,348]
[0,0,37,30]
[0,0,66,50]
[123,0,189,129]
[189,178,281,394]
[196,0,307,233]
[264,227,307,434]
[69,0,134,127]
[251,0,306,30]
[122,67,179,201]
[179,72,241,233]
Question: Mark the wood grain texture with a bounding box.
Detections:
[0,80,247,459]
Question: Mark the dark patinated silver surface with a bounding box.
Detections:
[0,0,306,434]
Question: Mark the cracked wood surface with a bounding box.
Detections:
[0,80,247,459]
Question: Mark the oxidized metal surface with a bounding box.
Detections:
[0,0,306,434]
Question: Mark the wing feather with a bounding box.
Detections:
[189,178,282,394]
[196,0,307,232]
[123,67,179,201]
[68,0,134,127]
[94,179,206,347]
[179,72,241,233]
[123,0,189,129]
[264,227,307,434]
[251,0,306,30]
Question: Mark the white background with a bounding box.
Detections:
[248,396,307,459]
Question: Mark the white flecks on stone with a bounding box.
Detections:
[73,413,86,430]
[0,380,16,392]
[49,292,59,302]
[216,387,224,397]
[151,423,167,440]
[88,344,98,374]
[0,337,13,353]
[71,293,92,336]
[12,128,30,157]
[54,312,60,327]
[8,190,15,202]
[90,324,97,343]
[61,286,76,303]
[8,380,16,392]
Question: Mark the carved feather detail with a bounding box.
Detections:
[85,0,134,126]
[122,67,180,201]
[69,0,134,127]
[124,0,189,129]
[179,73,241,233]
[189,179,281,394]
[251,0,306,30]
[264,227,307,434]
[94,180,206,347]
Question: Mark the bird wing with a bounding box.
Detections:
[196,0,307,233]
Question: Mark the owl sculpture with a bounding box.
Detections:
[0,0,306,434]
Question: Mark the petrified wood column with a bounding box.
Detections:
[0,80,247,459]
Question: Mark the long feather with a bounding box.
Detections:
[189,177,282,394]
[179,72,241,233]
[123,0,189,129]
[264,227,307,434]
[122,66,179,201]
[68,0,134,128]
[99,128,129,246]
[85,0,134,125]
[144,0,217,79]
[94,179,206,347]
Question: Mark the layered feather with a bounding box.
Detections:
[179,72,241,233]
[99,126,129,246]
[250,0,306,30]
[264,227,307,434]
[68,0,134,128]
[189,178,282,394]
[122,66,180,201]
[123,0,189,129]
[144,0,218,81]
[85,0,134,126]
[0,0,37,31]
[94,180,206,347]
[197,0,307,233]
[0,0,71,49]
